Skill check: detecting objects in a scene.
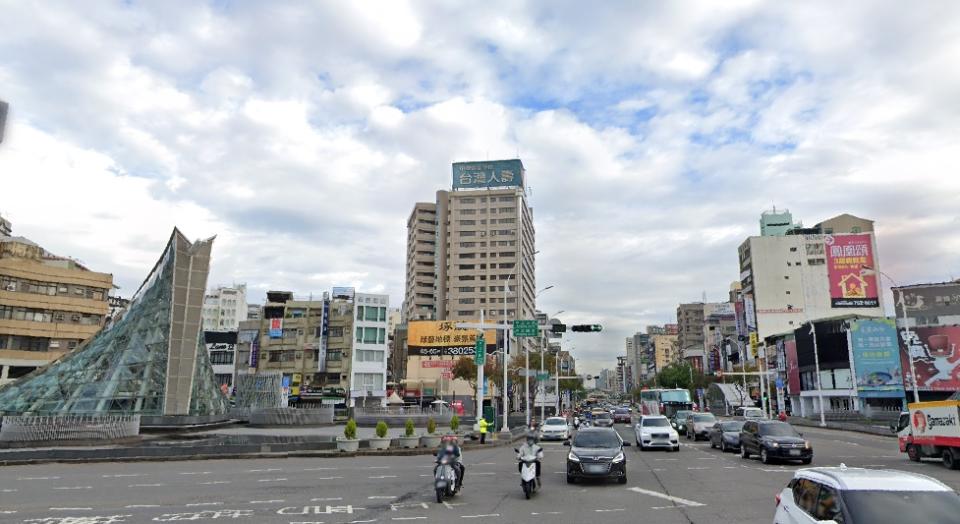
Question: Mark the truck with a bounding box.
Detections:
[894,393,960,469]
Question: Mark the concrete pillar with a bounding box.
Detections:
[0,365,8,381]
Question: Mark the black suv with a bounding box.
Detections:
[739,420,812,465]
[565,427,630,484]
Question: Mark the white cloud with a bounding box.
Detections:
[2,1,959,374]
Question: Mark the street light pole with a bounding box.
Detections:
[866,267,920,404]
[810,321,827,427]
[502,275,511,434]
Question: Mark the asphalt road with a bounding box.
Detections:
[2,420,959,524]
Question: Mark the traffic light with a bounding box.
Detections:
[551,323,567,334]
[570,324,603,332]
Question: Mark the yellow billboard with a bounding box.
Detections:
[407,320,497,356]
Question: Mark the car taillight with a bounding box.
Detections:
[658,403,664,414]
[775,493,781,506]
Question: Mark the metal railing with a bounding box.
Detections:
[0,414,141,442]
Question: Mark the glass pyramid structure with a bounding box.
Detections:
[0,229,228,417]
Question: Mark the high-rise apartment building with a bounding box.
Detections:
[760,207,800,236]
[404,159,536,327]
[202,284,248,332]
[0,224,113,385]
[404,203,438,322]
[676,303,705,352]
[739,213,883,339]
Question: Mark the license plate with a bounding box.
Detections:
[585,465,607,473]
[789,449,801,456]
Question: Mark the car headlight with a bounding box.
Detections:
[568,452,580,462]
[769,441,779,448]
[804,441,811,450]
[613,452,625,463]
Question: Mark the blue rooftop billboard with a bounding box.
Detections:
[452,159,524,190]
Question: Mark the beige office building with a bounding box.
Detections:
[0,224,113,384]
[404,160,536,327]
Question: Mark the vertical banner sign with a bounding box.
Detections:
[850,318,904,398]
[749,332,759,358]
[269,318,283,338]
[249,332,260,368]
[826,234,879,308]
[734,300,746,338]
[317,297,330,372]
[786,340,801,394]
[744,295,757,331]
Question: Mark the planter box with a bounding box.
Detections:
[397,436,420,449]
[336,438,360,453]
[367,437,391,450]
[420,435,442,448]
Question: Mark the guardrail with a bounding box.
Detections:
[0,415,141,442]
[248,408,334,426]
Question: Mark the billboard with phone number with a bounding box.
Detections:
[826,234,879,308]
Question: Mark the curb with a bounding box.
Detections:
[0,429,526,467]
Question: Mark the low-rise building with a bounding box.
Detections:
[202,284,248,332]
[0,225,113,385]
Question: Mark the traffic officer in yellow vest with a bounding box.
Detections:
[479,417,489,444]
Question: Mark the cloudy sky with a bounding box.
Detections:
[2,1,959,374]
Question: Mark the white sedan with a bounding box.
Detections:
[540,417,571,441]
[634,415,680,452]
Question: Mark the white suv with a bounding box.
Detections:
[634,415,679,452]
[774,466,960,523]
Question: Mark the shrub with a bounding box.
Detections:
[375,420,388,439]
[344,418,357,440]
[427,417,437,434]
[450,414,460,432]
[405,418,415,437]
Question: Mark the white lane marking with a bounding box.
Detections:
[531,511,563,515]
[392,518,427,521]
[18,476,60,480]
[861,464,887,467]
[627,487,706,507]
[687,467,711,470]
[199,481,231,485]
[316,476,344,480]
[186,502,223,507]
[596,508,626,512]
[349,521,377,524]
[258,478,288,482]
[126,504,160,508]
[248,468,282,472]
[304,467,337,471]
[129,483,165,487]
[419,474,431,477]
[652,468,666,472]
[53,486,93,490]
[369,496,398,499]
[50,507,93,511]
[367,466,391,469]
[0,489,18,492]
[0,510,16,514]
[179,471,212,475]
[759,468,794,473]
[102,473,143,478]
[369,475,398,479]
[652,506,684,510]
[462,515,500,518]
[443,502,466,509]
[311,497,343,502]
[250,500,285,504]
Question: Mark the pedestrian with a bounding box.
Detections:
[479,416,489,444]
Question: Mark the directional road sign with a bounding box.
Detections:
[474,338,486,365]
[513,320,540,337]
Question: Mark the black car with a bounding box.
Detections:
[565,427,630,484]
[739,420,812,465]
[708,420,744,452]
[593,412,614,428]
[670,410,694,435]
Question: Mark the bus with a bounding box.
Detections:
[639,388,694,418]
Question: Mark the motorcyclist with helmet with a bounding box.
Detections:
[516,431,544,488]
[435,435,465,491]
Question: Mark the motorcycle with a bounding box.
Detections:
[434,455,459,503]
[516,448,541,499]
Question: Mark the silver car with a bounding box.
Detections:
[685,413,717,441]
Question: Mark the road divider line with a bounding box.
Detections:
[129,483,165,487]
[462,514,499,518]
[311,497,343,502]
[250,500,284,504]
[257,478,288,482]
[102,473,143,478]
[369,496,398,499]
[126,505,160,508]
[628,487,706,507]
[316,476,344,480]
[392,518,427,521]
[686,467,711,470]
[18,476,60,480]
[53,486,92,490]
[186,502,223,507]
[50,507,93,511]
[595,508,625,512]
[369,475,398,479]
[199,481,231,485]
[304,467,337,471]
